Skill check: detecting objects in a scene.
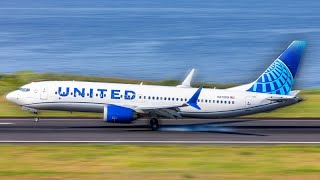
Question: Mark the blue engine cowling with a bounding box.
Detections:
[103,105,137,123]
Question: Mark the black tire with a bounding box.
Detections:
[150,118,160,131]
[34,117,39,122]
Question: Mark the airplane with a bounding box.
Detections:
[6,40,306,130]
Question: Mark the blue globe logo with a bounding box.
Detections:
[248,59,293,95]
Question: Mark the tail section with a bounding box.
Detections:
[247,41,306,95]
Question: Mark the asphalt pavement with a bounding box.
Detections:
[0,118,319,144]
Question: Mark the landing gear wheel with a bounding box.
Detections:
[150,118,159,131]
[34,112,39,122]
[34,117,39,122]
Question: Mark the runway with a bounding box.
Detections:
[0,118,320,144]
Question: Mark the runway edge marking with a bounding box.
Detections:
[1,141,320,144]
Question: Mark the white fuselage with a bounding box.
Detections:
[6,81,300,118]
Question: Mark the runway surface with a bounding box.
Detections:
[0,118,320,144]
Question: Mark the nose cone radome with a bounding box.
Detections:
[6,91,18,104]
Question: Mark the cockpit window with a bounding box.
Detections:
[19,88,30,92]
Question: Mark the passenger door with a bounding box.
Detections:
[40,86,48,100]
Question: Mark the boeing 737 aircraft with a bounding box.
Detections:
[6,41,306,130]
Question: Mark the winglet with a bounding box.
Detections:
[177,68,195,88]
[187,87,202,110]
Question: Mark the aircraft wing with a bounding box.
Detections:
[109,103,185,119]
[110,87,202,119]
[134,104,188,111]
[134,104,185,119]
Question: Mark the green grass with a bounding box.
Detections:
[1,73,320,180]
[0,71,319,118]
[0,145,320,179]
[244,93,320,118]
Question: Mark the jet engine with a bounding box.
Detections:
[103,105,137,123]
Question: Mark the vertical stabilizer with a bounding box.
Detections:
[246,41,306,95]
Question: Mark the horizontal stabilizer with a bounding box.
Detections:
[267,96,300,102]
[289,90,301,96]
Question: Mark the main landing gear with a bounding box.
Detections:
[150,118,160,131]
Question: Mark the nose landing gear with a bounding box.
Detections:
[34,112,39,122]
[21,107,39,122]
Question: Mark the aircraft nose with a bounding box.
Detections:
[6,91,18,103]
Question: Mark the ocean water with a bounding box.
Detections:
[0,0,319,88]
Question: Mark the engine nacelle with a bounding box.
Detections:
[103,105,137,123]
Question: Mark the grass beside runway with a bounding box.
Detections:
[0,145,319,179]
[0,71,319,118]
